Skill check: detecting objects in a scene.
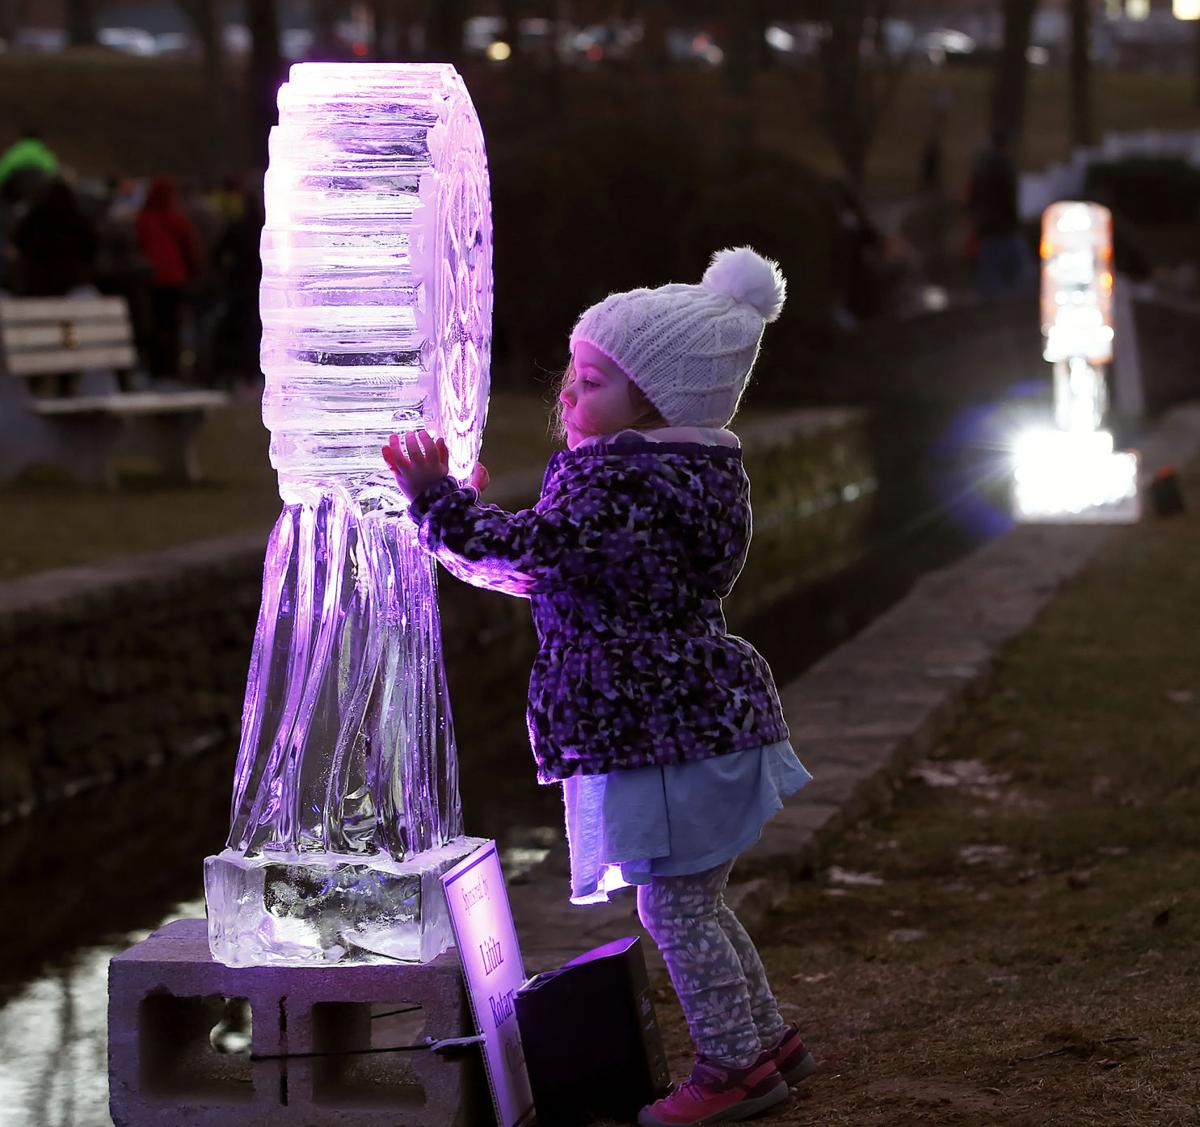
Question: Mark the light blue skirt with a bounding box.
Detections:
[562,741,812,905]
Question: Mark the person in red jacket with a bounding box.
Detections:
[135,174,202,378]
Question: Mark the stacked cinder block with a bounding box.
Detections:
[109,918,490,1127]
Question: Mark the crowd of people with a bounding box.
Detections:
[0,129,263,390]
[0,118,1032,404]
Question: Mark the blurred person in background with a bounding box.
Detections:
[136,174,202,381]
[212,177,246,224]
[209,184,265,391]
[95,177,154,375]
[965,128,1033,299]
[11,178,99,296]
[0,128,60,209]
[830,179,887,328]
[0,129,62,290]
[181,177,224,254]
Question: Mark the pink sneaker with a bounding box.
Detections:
[637,1056,789,1126]
[756,1025,817,1086]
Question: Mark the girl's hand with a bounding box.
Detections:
[469,462,490,493]
[383,430,449,502]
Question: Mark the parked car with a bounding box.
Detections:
[666,28,723,66]
[763,22,825,64]
[153,32,194,56]
[98,27,160,56]
[568,23,641,64]
[861,18,917,58]
[10,27,66,52]
[921,28,977,65]
[464,15,560,61]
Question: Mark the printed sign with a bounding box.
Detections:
[442,840,536,1127]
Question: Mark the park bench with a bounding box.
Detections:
[0,294,230,488]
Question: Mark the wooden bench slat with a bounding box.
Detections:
[0,297,129,325]
[32,391,229,416]
[5,323,133,351]
[2,293,233,487]
[10,345,137,376]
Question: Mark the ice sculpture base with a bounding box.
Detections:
[204,836,487,967]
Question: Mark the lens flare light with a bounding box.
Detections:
[1011,427,1140,522]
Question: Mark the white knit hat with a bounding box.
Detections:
[569,246,787,428]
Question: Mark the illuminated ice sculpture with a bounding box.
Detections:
[203,63,492,966]
[1040,201,1114,433]
[1013,201,1138,522]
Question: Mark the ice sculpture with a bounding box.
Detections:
[204,63,492,966]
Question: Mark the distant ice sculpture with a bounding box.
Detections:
[204,63,492,966]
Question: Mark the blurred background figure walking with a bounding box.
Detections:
[135,174,201,382]
[966,128,1034,299]
[209,184,264,392]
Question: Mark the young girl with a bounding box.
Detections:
[384,246,815,1126]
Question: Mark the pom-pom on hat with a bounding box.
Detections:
[569,246,787,429]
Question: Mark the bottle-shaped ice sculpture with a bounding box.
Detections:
[204,63,491,966]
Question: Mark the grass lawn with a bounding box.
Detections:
[0,390,562,581]
[643,461,1200,1125]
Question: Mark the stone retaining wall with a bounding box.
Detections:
[0,407,872,822]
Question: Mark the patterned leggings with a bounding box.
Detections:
[637,859,789,1067]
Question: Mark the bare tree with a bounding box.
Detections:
[1193,17,1200,109]
[176,0,225,100]
[1068,0,1091,147]
[176,1,228,170]
[501,0,522,61]
[991,0,1038,144]
[639,0,670,71]
[371,0,417,60]
[724,0,759,96]
[64,0,96,47]
[425,0,465,64]
[0,0,32,44]
[310,0,342,59]
[247,0,284,169]
[815,0,910,190]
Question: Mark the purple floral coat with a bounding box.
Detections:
[409,432,790,783]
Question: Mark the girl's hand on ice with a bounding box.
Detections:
[469,462,490,493]
[383,430,449,502]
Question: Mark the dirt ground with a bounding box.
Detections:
[646,463,1200,1126]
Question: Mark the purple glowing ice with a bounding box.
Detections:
[204,63,492,967]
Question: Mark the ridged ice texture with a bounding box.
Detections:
[204,64,492,966]
[261,62,492,486]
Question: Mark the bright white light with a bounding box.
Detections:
[486,40,512,61]
[1012,428,1140,522]
[1056,204,1095,233]
[1174,0,1200,19]
[765,25,795,51]
[934,29,975,53]
[1044,311,1114,364]
[1014,427,1112,466]
[1052,357,1108,431]
[920,284,949,312]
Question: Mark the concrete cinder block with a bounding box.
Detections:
[109,918,491,1127]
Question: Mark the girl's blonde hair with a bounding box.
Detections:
[549,359,667,446]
